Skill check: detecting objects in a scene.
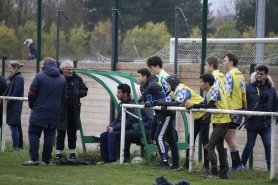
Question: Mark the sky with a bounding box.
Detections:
[208,0,236,16]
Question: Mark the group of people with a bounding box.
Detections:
[0,57,87,166]
[1,51,276,175]
[98,53,277,179]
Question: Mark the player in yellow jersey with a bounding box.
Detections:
[204,56,227,94]
[223,52,247,171]
[204,56,230,171]
[186,74,230,179]
[153,74,211,172]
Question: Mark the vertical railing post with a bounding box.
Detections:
[120,105,126,164]
[1,99,7,151]
[270,115,276,179]
[189,110,195,172]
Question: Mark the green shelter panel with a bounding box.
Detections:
[89,73,120,104]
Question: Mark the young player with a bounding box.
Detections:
[137,68,179,169]
[185,74,230,179]
[223,52,246,171]
[154,74,210,172]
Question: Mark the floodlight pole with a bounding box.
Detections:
[198,0,208,163]
[254,0,266,64]
[174,7,179,74]
[56,9,62,67]
[37,0,42,73]
[110,4,119,123]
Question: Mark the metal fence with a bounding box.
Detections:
[121,104,278,180]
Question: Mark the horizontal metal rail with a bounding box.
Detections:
[121,104,277,180]
[0,96,28,151]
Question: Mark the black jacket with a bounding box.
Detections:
[6,72,24,125]
[245,78,278,129]
[140,75,170,117]
[58,72,88,130]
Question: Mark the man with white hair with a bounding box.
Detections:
[54,61,88,165]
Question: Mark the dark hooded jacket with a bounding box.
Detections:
[132,97,154,131]
[109,95,135,131]
[245,72,278,129]
[140,74,169,117]
[28,63,67,128]
[6,72,24,125]
[58,72,88,130]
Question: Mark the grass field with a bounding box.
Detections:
[0,142,277,185]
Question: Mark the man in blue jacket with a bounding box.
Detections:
[241,65,278,171]
[114,87,153,162]
[23,57,67,166]
[99,84,135,164]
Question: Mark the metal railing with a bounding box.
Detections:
[121,104,278,180]
[0,96,28,151]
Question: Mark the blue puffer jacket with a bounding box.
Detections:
[109,95,135,131]
[245,76,278,130]
[28,63,67,128]
[6,72,24,125]
[132,97,154,131]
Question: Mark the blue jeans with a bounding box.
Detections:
[9,125,19,149]
[241,126,271,171]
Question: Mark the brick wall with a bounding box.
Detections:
[1,60,278,171]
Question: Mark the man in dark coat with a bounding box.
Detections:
[54,61,88,165]
[242,65,278,171]
[98,84,135,164]
[23,57,67,166]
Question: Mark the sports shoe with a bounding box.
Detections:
[237,164,244,171]
[219,170,228,179]
[97,161,108,165]
[153,162,170,169]
[88,160,97,165]
[170,164,181,170]
[195,166,210,173]
[22,160,39,166]
[111,160,120,165]
[229,164,244,172]
[201,174,219,179]
[67,156,79,165]
[42,162,50,166]
[54,157,62,165]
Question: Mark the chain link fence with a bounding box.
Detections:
[0,0,278,65]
